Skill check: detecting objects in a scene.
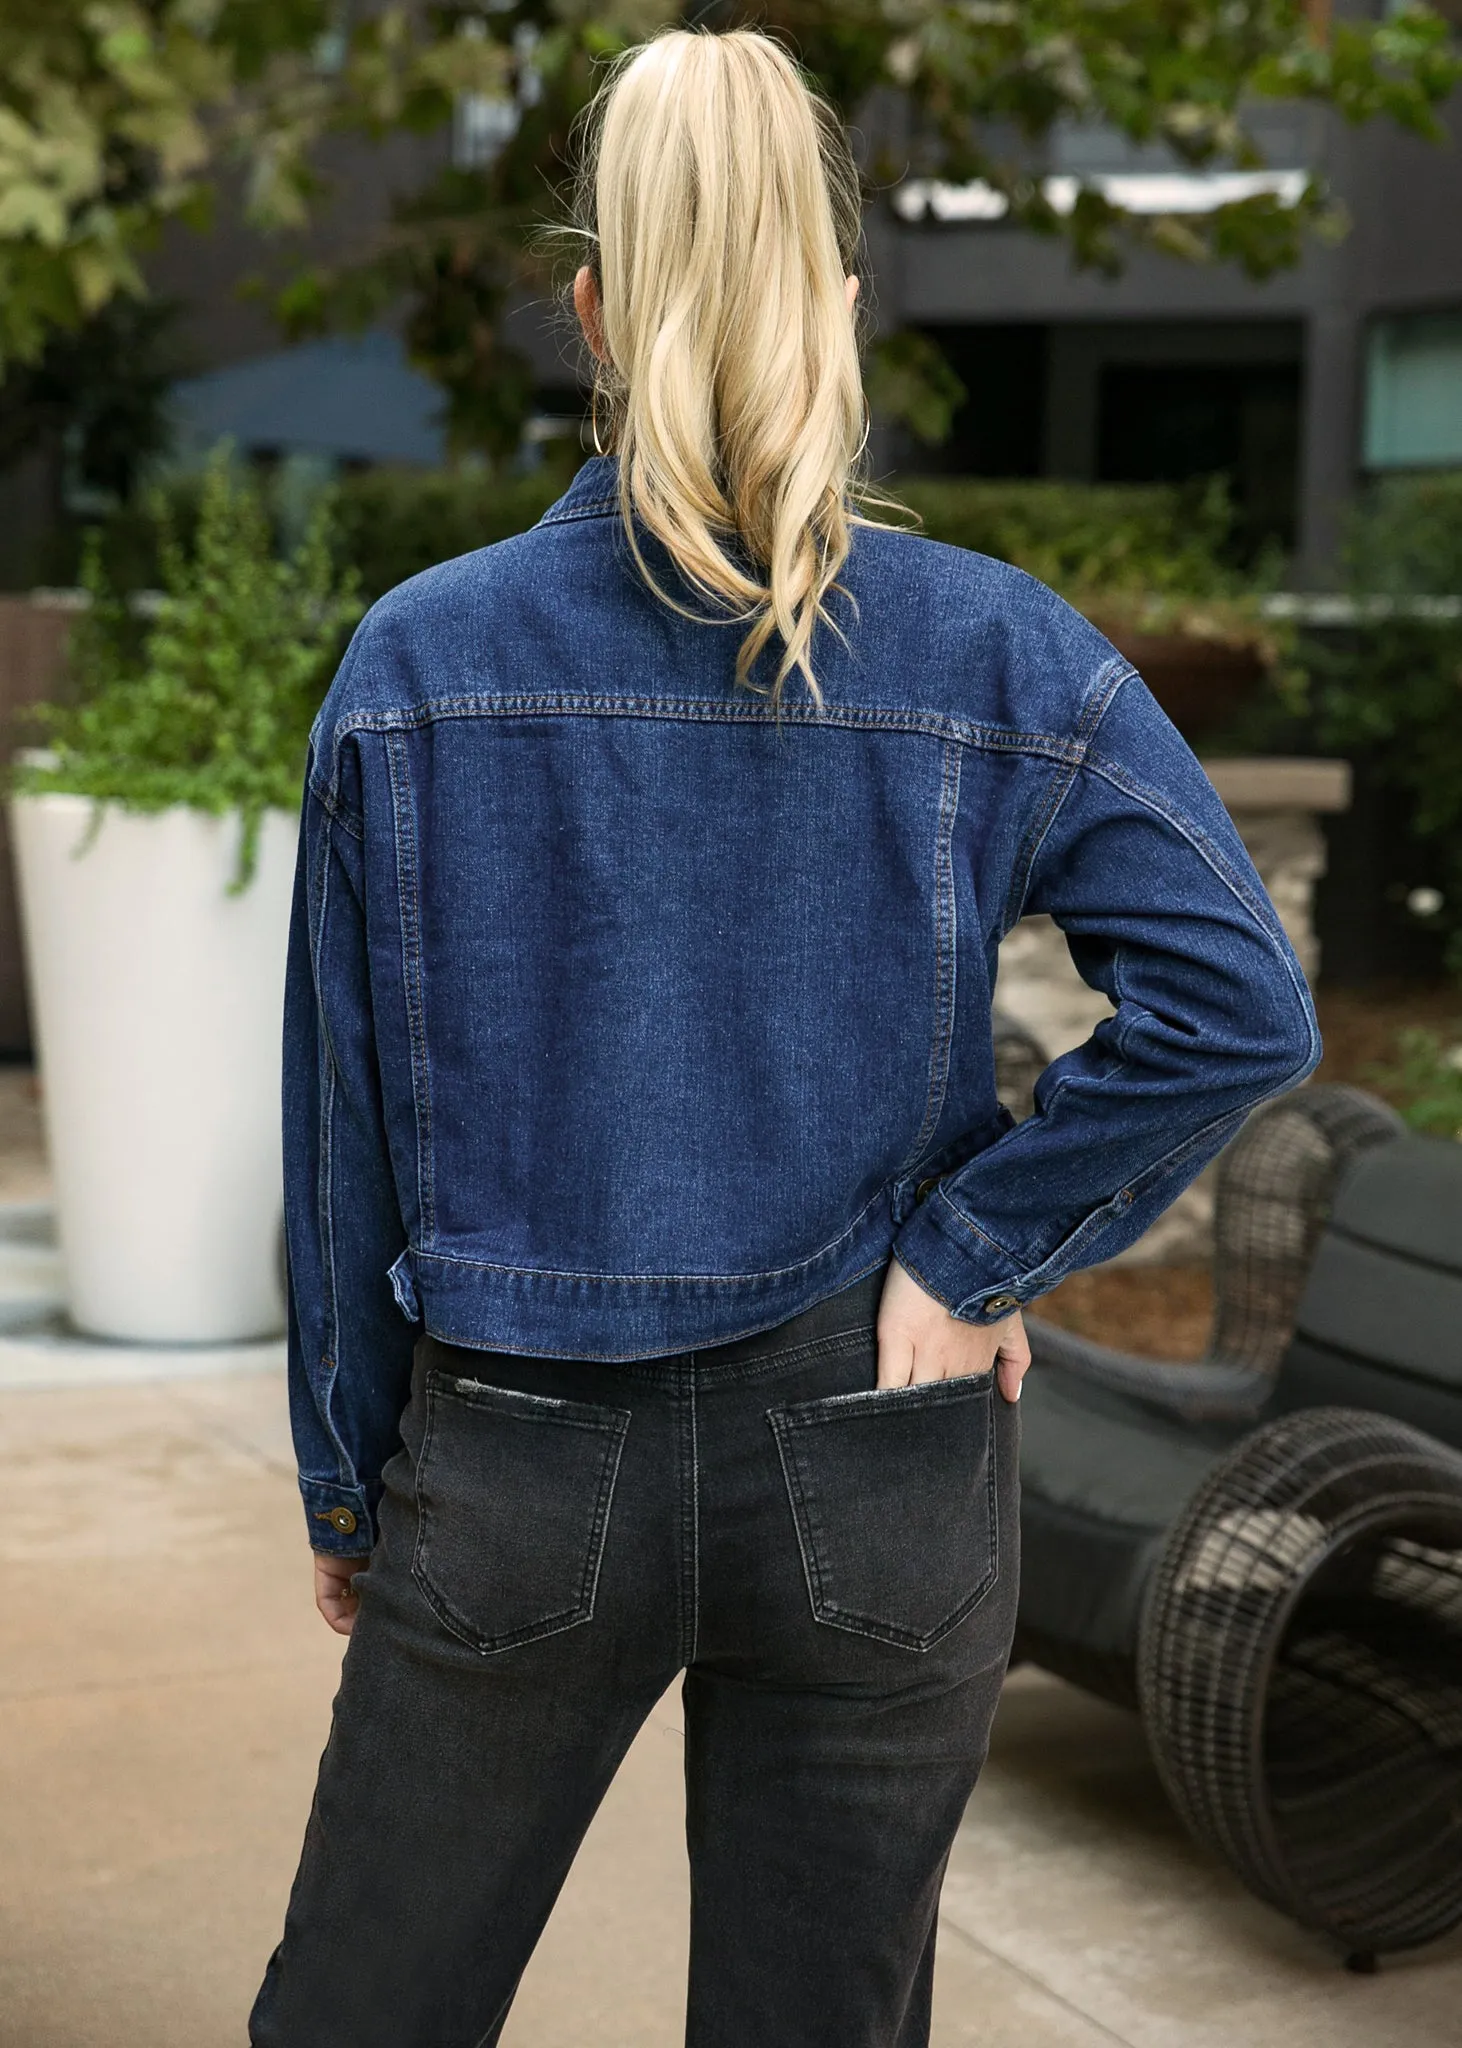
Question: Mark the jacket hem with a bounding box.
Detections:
[405,1215,898,1361]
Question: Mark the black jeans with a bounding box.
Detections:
[250,1266,1021,2048]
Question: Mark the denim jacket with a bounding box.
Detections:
[285,453,1321,1553]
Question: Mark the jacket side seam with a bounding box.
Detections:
[897,738,962,1175]
[309,772,364,839]
[926,1189,1025,1264]
[384,731,437,1247]
[308,822,356,1490]
[311,824,340,1379]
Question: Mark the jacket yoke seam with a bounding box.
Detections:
[310,694,1091,805]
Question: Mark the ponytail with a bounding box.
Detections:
[567,29,871,709]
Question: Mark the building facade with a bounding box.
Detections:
[856,94,1462,585]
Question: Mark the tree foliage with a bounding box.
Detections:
[0,1,515,369]
[0,2,1458,451]
[1302,471,1462,976]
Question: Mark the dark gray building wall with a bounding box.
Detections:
[873,91,1462,585]
[146,129,448,378]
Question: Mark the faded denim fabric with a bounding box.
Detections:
[284,452,1320,1554]
[251,1270,1023,2048]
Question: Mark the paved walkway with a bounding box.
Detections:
[1,1363,1458,2048]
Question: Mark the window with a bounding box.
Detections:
[1364,312,1462,470]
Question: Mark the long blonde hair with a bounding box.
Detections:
[567,28,871,709]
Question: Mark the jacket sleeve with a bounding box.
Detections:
[890,666,1323,1325]
[282,755,417,1555]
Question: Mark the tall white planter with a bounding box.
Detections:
[11,793,296,1344]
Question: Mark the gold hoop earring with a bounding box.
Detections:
[591,384,609,458]
[854,393,872,464]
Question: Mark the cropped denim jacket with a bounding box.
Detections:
[285,453,1321,1553]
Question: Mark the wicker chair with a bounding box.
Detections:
[1139,1406,1462,1969]
[1013,1084,1462,1962]
[1014,1084,1405,1704]
[1021,1083,1407,1423]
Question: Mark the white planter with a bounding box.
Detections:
[11,793,296,1344]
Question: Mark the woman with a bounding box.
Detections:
[252,27,1319,2048]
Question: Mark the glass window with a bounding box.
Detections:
[1364,312,1462,470]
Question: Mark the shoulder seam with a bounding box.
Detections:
[1000,657,1135,935]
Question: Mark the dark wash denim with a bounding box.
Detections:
[250,1268,1022,2048]
[284,452,1321,1554]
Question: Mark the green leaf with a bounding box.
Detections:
[14,443,362,887]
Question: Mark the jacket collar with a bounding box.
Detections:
[537,453,621,526]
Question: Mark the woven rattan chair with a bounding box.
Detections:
[1139,1406,1462,1968]
[1011,1084,1462,1961]
[1014,1084,1405,1705]
[1021,1083,1407,1423]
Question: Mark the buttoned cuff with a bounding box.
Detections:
[890,1190,1031,1324]
[299,1475,375,1556]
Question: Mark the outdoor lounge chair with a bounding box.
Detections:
[1012,1084,1462,1966]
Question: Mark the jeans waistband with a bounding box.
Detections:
[423,1260,889,1390]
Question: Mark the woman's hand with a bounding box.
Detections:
[314,1552,365,1635]
[876,1255,1030,1402]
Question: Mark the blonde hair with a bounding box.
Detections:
[567,28,872,709]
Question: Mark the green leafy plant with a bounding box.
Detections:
[887,473,1289,663]
[1299,470,1462,974]
[1364,1026,1462,1140]
[890,474,1240,599]
[15,446,362,885]
[328,459,577,602]
[81,458,1282,626]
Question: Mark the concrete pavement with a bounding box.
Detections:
[1,1365,1458,2048]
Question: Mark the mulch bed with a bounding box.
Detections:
[1025,1261,1214,1361]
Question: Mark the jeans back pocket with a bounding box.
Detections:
[768,1373,999,1652]
[411,1371,631,1655]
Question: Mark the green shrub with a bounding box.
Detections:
[885,474,1248,607]
[69,452,577,603]
[1364,1026,1462,1141]
[16,450,362,886]
[1301,470,1462,974]
[331,460,575,601]
[81,453,1260,619]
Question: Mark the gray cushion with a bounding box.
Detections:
[1327,1133,1462,1271]
[1019,1367,1235,1528]
[1292,1134,1462,1392]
